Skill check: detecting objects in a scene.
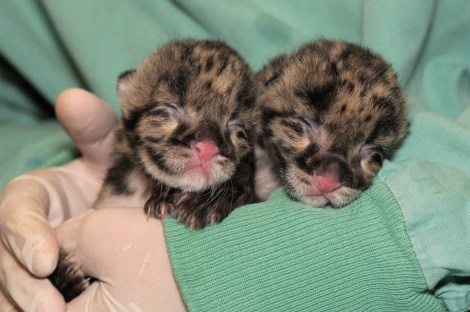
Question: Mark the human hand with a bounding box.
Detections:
[0,89,117,311]
[54,207,186,312]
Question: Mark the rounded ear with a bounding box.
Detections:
[117,69,136,98]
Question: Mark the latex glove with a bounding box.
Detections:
[0,89,117,312]
[54,207,186,312]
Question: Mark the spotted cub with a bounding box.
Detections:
[97,39,258,227]
[50,39,258,301]
[255,39,408,207]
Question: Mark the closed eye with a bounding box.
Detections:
[146,102,183,119]
[228,119,244,129]
[228,119,247,139]
[280,116,318,137]
[280,119,303,134]
[360,144,384,165]
[165,102,184,114]
[297,116,317,129]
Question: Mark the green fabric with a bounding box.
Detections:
[380,159,470,311]
[164,182,445,311]
[0,122,74,184]
[1,0,470,310]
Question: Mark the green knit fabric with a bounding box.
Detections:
[163,180,445,311]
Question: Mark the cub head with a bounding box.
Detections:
[257,40,408,207]
[117,39,256,192]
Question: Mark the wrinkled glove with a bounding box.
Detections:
[54,207,186,312]
[0,89,116,311]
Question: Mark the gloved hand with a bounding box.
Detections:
[0,88,117,311]
[53,207,186,311]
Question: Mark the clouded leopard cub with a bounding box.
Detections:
[255,39,408,207]
[97,39,257,227]
[50,39,258,301]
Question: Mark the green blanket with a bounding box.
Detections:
[1,1,469,311]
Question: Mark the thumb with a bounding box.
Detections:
[55,88,118,170]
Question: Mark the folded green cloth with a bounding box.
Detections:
[164,153,470,311]
[381,160,470,311]
[163,175,444,311]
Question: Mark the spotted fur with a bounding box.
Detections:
[255,39,408,207]
[98,39,258,227]
[50,39,258,301]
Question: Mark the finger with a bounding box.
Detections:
[0,177,59,277]
[54,208,141,281]
[0,241,65,312]
[57,208,186,312]
[55,88,117,170]
[0,290,20,312]
[54,210,95,254]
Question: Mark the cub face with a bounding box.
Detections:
[117,39,257,192]
[257,40,408,207]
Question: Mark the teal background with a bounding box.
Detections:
[1,1,469,187]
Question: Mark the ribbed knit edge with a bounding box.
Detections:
[163,180,446,312]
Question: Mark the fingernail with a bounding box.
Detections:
[31,248,57,277]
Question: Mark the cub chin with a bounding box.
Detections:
[255,39,408,207]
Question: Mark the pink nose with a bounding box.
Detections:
[193,141,219,161]
[314,175,341,194]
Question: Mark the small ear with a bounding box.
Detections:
[117,69,136,97]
